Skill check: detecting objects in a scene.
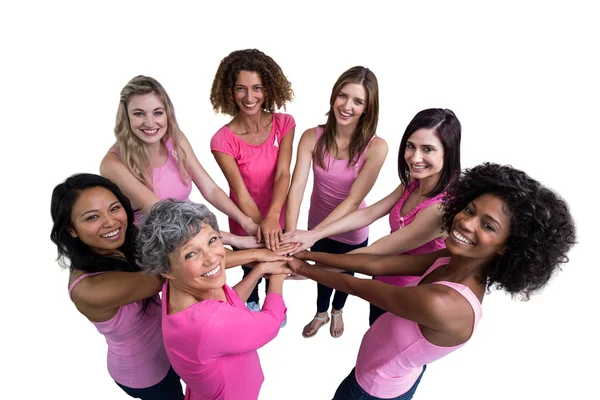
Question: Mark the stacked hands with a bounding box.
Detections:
[249,244,309,280]
[250,245,342,281]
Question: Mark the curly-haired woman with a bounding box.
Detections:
[210,49,295,317]
[100,75,259,249]
[288,162,577,399]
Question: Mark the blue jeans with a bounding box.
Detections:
[332,366,426,400]
[312,237,369,313]
[115,366,184,400]
[232,245,269,304]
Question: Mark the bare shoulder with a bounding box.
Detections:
[99,149,124,174]
[366,136,388,156]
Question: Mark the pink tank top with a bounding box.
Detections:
[376,180,447,286]
[356,257,483,398]
[111,137,192,225]
[210,113,296,236]
[68,272,171,388]
[307,126,372,245]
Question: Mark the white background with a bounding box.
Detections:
[2,1,597,399]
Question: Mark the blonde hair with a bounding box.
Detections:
[113,75,189,188]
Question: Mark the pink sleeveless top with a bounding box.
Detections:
[376,180,447,286]
[111,137,192,225]
[68,272,170,388]
[307,126,373,245]
[356,257,483,398]
[210,113,296,236]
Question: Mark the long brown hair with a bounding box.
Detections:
[315,66,379,169]
[113,75,188,188]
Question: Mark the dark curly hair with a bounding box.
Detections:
[441,163,576,300]
[210,49,293,116]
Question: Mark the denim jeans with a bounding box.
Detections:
[369,301,387,326]
[115,366,184,400]
[311,237,369,313]
[232,245,269,304]
[332,366,426,400]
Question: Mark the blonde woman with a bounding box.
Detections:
[100,75,259,249]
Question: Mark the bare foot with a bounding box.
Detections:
[302,312,329,338]
[330,309,344,338]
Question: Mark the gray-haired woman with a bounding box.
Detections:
[137,200,291,400]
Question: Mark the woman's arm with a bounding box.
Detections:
[99,152,161,214]
[261,128,295,250]
[295,250,440,277]
[203,272,287,358]
[232,262,290,302]
[284,128,315,231]
[212,151,263,226]
[71,271,162,319]
[180,133,258,236]
[312,137,388,229]
[288,258,451,329]
[282,184,405,255]
[224,248,292,269]
[351,204,446,256]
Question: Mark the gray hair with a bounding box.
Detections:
[136,199,220,275]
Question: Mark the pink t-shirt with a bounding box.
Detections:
[376,180,447,287]
[111,137,192,225]
[68,272,171,388]
[307,126,371,245]
[210,113,296,236]
[162,282,287,400]
[356,257,483,398]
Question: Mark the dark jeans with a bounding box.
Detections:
[231,246,269,304]
[242,265,269,304]
[312,237,368,313]
[116,366,184,400]
[369,297,387,326]
[332,366,426,400]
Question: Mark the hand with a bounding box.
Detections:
[286,257,306,275]
[294,250,311,260]
[234,235,265,250]
[260,215,283,250]
[258,261,292,277]
[241,218,260,237]
[281,229,318,255]
[255,248,293,263]
[273,242,300,256]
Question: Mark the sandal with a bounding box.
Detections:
[330,310,344,338]
[302,313,330,338]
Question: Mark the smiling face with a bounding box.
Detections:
[69,186,128,255]
[164,224,227,292]
[404,128,445,180]
[332,83,367,128]
[127,92,168,145]
[446,193,511,260]
[233,70,265,117]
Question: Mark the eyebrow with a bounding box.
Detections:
[340,90,365,102]
[470,201,502,228]
[80,200,120,218]
[130,107,165,112]
[406,140,437,149]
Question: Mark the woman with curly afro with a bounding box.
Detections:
[287,162,577,399]
[210,49,295,319]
